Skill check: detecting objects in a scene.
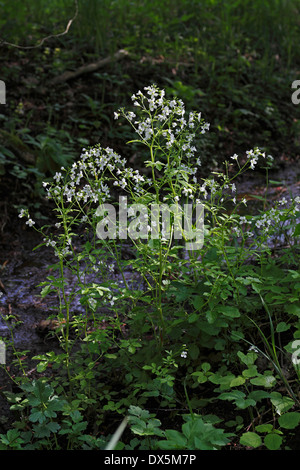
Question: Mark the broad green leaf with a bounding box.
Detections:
[248,390,271,402]
[237,351,257,366]
[278,412,300,429]
[202,362,211,373]
[235,398,256,409]
[255,424,273,433]
[240,432,262,448]
[218,306,240,318]
[285,303,300,316]
[270,392,295,414]
[192,371,208,384]
[264,433,282,450]
[250,374,276,388]
[276,322,290,333]
[242,365,258,378]
[230,376,245,387]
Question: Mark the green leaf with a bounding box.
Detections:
[248,390,271,402]
[255,424,273,433]
[276,322,290,333]
[230,376,246,387]
[264,433,283,450]
[250,374,276,388]
[105,354,117,359]
[163,430,187,448]
[235,398,256,409]
[33,421,60,438]
[270,393,295,414]
[240,432,262,448]
[293,223,300,237]
[218,390,246,401]
[218,306,240,318]
[189,344,200,360]
[202,362,211,373]
[30,410,45,424]
[242,365,258,378]
[278,412,300,429]
[237,351,257,366]
[285,303,300,316]
[192,371,208,384]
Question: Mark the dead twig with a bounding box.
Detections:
[0,0,78,49]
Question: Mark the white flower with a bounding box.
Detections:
[114,112,119,120]
[279,197,287,206]
[181,351,187,358]
[18,208,26,218]
[201,122,210,134]
[53,172,62,182]
[183,187,193,197]
[26,218,35,227]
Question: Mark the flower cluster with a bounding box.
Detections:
[246,148,266,170]
[18,85,300,268]
[116,84,209,166]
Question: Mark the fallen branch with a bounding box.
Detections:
[49,49,130,85]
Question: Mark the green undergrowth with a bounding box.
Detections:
[0,85,299,450]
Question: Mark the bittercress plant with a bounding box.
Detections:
[4,84,299,450]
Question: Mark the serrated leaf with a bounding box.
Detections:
[29,411,45,424]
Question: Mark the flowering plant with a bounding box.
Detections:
[9,85,300,450]
[18,85,300,351]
